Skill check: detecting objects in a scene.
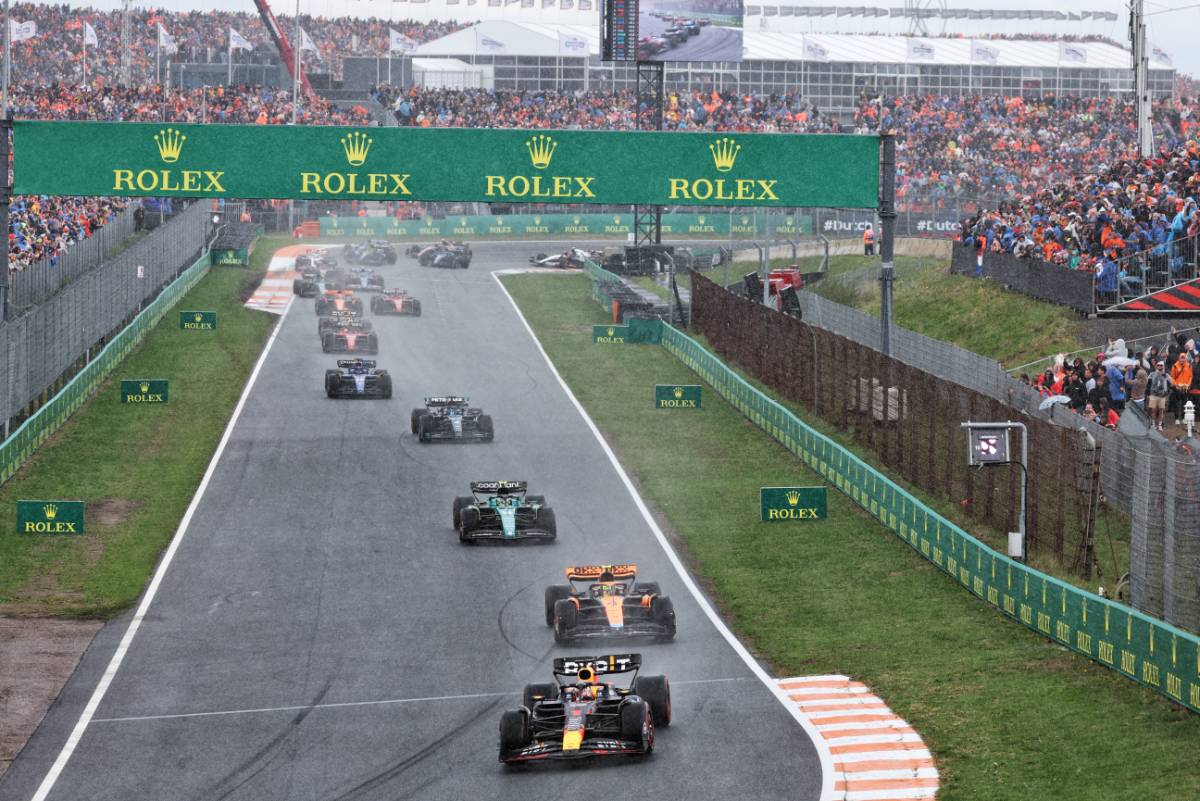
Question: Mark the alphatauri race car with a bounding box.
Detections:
[344,240,398,265]
[528,247,601,270]
[314,289,363,317]
[346,266,385,292]
[408,241,472,269]
[451,480,556,544]
[370,288,421,316]
[545,564,676,643]
[317,311,372,339]
[321,317,379,354]
[499,653,670,764]
[324,359,392,399]
[411,396,493,442]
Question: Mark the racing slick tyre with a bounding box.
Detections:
[651,596,676,640]
[370,297,381,314]
[379,374,393,399]
[459,506,480,533]
[619,700,654,753]
[525,494,546,507]
[544,584,571,626]
[410,408,423,434]
[324,370,339,398]
[553,599,577,642]
[499,709,531,758]
[412,299,422,316]
[419,252,433,267]
[457,257,469,269]
[417,414,434,443]
[635,581,662,597]
[522,682,559,712]
[631,675,671,727]
[535,507,557,541]
[452,496,475,529]
[293,279,304,295]
[479,414,495,442]
[321,333,336,353]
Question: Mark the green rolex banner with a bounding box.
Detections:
[655,384,702,409]
[180,311,217,330]
[761,486,828,521]
[17,500,85,535]
[120,379,169,404]
[13,122,880,209]
[593,325,630,344]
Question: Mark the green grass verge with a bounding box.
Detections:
[0,238,280,617]
[500,272,1200,801]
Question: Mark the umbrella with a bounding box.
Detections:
[1105,356,1137,369]
[1039,395,1072,411]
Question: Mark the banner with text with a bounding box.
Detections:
[320,212,811,239]
[13,122,880,209]
[17,500,85,535]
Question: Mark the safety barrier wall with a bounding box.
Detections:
[949,243,1094,314]
[0,252,211,485]
[654,318,1200,713]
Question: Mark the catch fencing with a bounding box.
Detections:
[653,313,1200,713]
[0,249,211,485]
[0,201,208,432]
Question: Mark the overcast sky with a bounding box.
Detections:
[43,0,1200,77]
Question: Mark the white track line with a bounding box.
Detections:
[493,272,837,801]
[30,295,294,801]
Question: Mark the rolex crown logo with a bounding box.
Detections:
[698,215,706,224]
[526,134,557,169]
[613,215,621,224]
[154,128,186,163]
[673,387,684,399]
[709,137,740,173]
[43,503,58,520]
[139,382,150,393]
[341,131,373,167]
[607,327,614,336]
[786,490,801,507]
[573,216,581,224]
[194,313,203,322]
[461,217,468,225]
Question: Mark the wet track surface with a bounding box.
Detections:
[0,243,822,801]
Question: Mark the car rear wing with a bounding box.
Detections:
[426,396,467,405]
[470,480,527,494]
[552,654,641,678]
[383,288,408,296]
[566,564,637,581]
[336,359,376,369]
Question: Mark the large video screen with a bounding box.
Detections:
[602,0,743,62]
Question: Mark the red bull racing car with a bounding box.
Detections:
[499,653,670,764]
[321,317,379,354]
[545,564,676,643]
[317,310,371,339]
[324,359,392,399]
[370,288,422,316]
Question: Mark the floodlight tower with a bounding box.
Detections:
[905,0,947,36]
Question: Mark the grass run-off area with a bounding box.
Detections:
[500,272,1200,801]
[0,237,280,617]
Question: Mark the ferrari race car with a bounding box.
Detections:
[314,289,363,317]
[408,241,472,269]
[545,564,676,643]
[324,359,392,399]
[317,311,372,339]
[346,266,385,292]
[451,480,556,544]
[344,240,398,266]
[410,396,493,442]
[529,247,601,270]
[321,317,379,354]
[498,653,670,764]
[370,288,422,316]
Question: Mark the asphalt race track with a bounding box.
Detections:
[0,243,823,801]
[639,14,742,62]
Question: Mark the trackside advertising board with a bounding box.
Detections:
[760,487,828,521]
[180,311,217,330]
[120,379,169,404]
[320,212,811,239]
[13,122,880,209]
[655,384,702,409]
[594,325,630,343]
[17,500,85,535]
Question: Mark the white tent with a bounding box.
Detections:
[412,57,491,89]
[414,21,599,58]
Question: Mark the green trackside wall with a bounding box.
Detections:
[0,252,212,485]
[320,212,811,240]
[637,310,1200,713]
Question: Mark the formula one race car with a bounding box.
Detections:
[451,480,556,544]
[295,249,338,271]
[317,310,372,339]
[408,241,472,269]
[293,268,324,297]
[344,240,398,266]
[410,396,493,442]
[314,289,363,317]
[545,565,676,643]
[529,247,601,270]
[370,288,422,316]
[321,317,379,354]
[324,359,392,399]
[498,653,670,764]
[346,266,385,292]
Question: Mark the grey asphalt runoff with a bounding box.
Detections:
[0,242,823,801]
[638,14,743,62]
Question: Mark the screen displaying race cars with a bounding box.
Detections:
[603,0,743,62]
